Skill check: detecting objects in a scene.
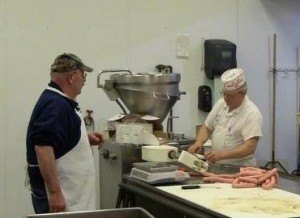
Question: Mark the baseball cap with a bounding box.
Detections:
[50,53,93,73]
[221,68,246,91]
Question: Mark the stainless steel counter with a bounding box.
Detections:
[117,165,300,218]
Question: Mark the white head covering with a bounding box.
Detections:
[221,68,246,91]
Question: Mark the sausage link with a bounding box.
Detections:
[247,174,264,179]
[258,168,278,184]
[241,167,267,173]
[201,172,216,177]
[262,176,276,190]
[203,176,234,184]
[238,176,258,184]
[232,178,240,185]
[232,181,257,188]
[201,167,279,190]
[240,170,264,177]
[275,171,279,185]
[217,174,238,179]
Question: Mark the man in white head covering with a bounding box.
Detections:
[188,68,263,166]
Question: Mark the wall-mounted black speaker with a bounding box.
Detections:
[198,85,212,112]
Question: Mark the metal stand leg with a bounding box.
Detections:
[116,187,125,208]
[117,184,135,208]
[265,34,290,175]
[265,161,289,173]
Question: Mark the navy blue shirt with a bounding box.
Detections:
[26,81,82,165]
[26,81,83,190]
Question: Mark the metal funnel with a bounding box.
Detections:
[98,69,183,122]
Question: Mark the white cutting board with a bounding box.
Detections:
[157,183,300,218]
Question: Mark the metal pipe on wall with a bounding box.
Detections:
[297,47,300,172]
[271,33,277,164]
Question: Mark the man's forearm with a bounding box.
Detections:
[195,125,211,146]
[221,137,258,160]
[188,125,212,153]
[35,145,62,194]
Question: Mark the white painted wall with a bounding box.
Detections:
[0,1,6,217]
[0,0,299,217]
[238,0,300,170]
[0,82,4,217]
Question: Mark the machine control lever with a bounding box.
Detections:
[101,149,110,159]
[101,149,117,160]
[109,153,117,160]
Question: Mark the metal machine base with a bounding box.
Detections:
[99,139,142,209]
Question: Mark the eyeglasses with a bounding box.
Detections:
[80,72,87,79]
[73,70,87,79]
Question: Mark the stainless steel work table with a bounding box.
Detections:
[117,165,300,218]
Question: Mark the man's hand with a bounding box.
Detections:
[35,145,66,213]
[88,132,104,146]
[205,137,259,163]
[49,191,66,213]
[205,150,224,163]
[187,143,202,154]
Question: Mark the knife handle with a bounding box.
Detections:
[181,184,201,189]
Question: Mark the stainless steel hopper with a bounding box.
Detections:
[97,69,183,122]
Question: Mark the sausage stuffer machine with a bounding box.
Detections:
[97,69,194,209]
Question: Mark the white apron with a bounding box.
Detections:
[45,87,96,211]
[56,110,96,211]
[27,87,96,211]
[211,124,227,151]
[211,124,256,166]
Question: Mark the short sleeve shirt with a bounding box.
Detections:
[205,96,263,165]
[26,82,81,165]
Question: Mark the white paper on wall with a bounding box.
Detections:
[175,33,190,58]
